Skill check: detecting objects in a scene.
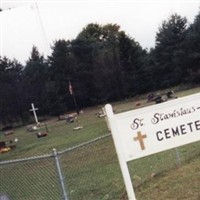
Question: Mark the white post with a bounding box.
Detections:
[105,104,137,200]
[53,148,69,200]
[30,103,39,125]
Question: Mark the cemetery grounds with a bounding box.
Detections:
[0,87,200,200]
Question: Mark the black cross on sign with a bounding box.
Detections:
[134,131,147,150]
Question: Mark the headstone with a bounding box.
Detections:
[166,90,174,98]
[0,147,11,153]
[36,132,48,138]
[73,126,83,131]
[7,140,17,149]
[97,111,106,118]
[0,139,17,152]
[4,130,13,136]
[29,103,39,125]
[59,115,66,120]
[27,125,38,132]
[65,115,75,123]
[154,95,167,104]
[73,117,83,131]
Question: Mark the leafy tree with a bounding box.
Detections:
[91,24,125,102]
[73,23,147,104]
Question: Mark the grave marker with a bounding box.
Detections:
[73,117,83,130]
[104,92,200,200]
[29,103,39,125]
[36,132,48,138]
[4,130,13,136]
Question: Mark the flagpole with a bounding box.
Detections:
[72,91,79,114]
[69,81,79,114]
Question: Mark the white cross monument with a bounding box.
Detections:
[29,103,39,125]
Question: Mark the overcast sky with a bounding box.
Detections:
[1,0,200,64]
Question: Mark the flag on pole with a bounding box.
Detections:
[69,81,73,95]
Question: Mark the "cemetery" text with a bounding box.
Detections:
[156,119,200,141]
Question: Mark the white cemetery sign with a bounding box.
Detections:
[104,92,200,200]
[29,103,39,125]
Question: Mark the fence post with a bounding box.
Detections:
[53,148,69,200]
[175,148,181,166]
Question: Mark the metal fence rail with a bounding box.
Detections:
[0,134,121,200]
[0,153,63,200]
[59,134,125,200]
[1,134,200,200]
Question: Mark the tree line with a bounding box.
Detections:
[0,12,200,126]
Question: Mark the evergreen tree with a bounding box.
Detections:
[119,31,148,95]
[0,57,24,125]
[48,40,76,115]
[154,14,188,88]
[23,46,49,116]
[184,10,200,83]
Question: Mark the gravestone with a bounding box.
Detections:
[66,115,75,123]
[29,103,39,125]
[36,132,48,138]
[27,125,38,132]
[97,110,106,118]
[166,90,174,98]
[4,130,13,136]
[73,117,83,131]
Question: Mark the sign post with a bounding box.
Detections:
[104,92,200,199]
[105,105,137,200]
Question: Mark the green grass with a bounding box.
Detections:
[136,156,200,200]
[0,86,200,199]
[0,111,108,160]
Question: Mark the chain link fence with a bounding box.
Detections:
[0,134,125,200]
[0,154,63,200]
[1,134,200,200]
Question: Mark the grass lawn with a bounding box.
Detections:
[136,156,200,200]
